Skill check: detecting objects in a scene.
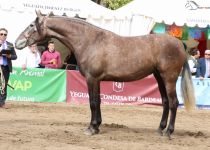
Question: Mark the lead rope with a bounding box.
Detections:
[0,66,5,95]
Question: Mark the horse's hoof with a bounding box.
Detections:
[165,131,172,140]
[157,128,163,136]
[84,127,99,136]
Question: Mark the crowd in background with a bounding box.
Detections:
[0,27,78,109]
[15,39,78,70]
[187,42,210,79]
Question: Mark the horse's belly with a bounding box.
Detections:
[104,68,153,82]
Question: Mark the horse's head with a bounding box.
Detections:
[15,10,52,50]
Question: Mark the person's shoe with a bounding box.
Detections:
[0,104,9,109]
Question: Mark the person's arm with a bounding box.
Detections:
[196,59,201,76]
[196,59,204,79]
[5,43,17,60]
[50,51,62,69]
[21,52,27,70]
[10,47,17,60]
[41,52,51,65]
[36,52,41,65]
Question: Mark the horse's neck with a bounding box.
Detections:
[46,18,98,52]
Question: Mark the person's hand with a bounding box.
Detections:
[5,54,11,58]
[199,76,204,80]
[49,60,53,64]
[50,59,56,64]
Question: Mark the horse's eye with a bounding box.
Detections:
[30,24,34,27]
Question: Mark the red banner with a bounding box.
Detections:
[66,71,162,106]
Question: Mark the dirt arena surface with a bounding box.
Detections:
[0,101,210,150]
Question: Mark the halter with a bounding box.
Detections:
[23,23,41,46]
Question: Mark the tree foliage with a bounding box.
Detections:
[103,0,133,10]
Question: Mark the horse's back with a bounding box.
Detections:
[152,34,186,64]
[96,33,186,81]
[111,33,186,66]
[106,33,185,57]
[136,34,185,54]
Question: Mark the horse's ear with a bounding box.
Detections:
[35,10,45,33]
[35,10,43,18]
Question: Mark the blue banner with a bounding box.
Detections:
[177,77,210,109]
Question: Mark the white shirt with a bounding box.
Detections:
[0,41,7,65]
[22,47,41,68]
[188,58,197,74]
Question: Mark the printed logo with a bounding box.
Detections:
[113,82,124,92]
[185,1,210,10]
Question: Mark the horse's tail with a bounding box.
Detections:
[181,60,196,111]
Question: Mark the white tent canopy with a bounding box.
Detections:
[0,0,114,19]
[115,0,210,28]
[0,0,155,42]
[0,0,116,42]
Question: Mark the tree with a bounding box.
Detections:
[103,0,133,10]
[91,0,133,10]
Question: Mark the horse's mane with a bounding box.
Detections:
[35,17,42,35]
[48,15,115,34]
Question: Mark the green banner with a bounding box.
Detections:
[7,67,66,102]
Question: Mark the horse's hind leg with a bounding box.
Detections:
[153,71,169,135]
[84,77,102,135]
[164,80,179,139]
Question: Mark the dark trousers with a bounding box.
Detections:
[0,65,10,106]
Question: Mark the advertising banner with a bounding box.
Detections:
[66,71,162,105]
[176,77,210,108]
[7,67,66,102]
[67,71,210,108]
[5,68,210,109]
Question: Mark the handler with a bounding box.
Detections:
[0,28,17,109]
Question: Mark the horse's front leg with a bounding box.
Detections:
[84,77,102,135]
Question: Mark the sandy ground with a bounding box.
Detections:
[0,101,210,150]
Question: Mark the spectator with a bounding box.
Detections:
[196,49,210,79]
[22,44,41,70]
[0,28,17,109]
[188,48,200,76]
[41,40,61,69]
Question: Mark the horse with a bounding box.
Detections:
[15,10,195,139]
